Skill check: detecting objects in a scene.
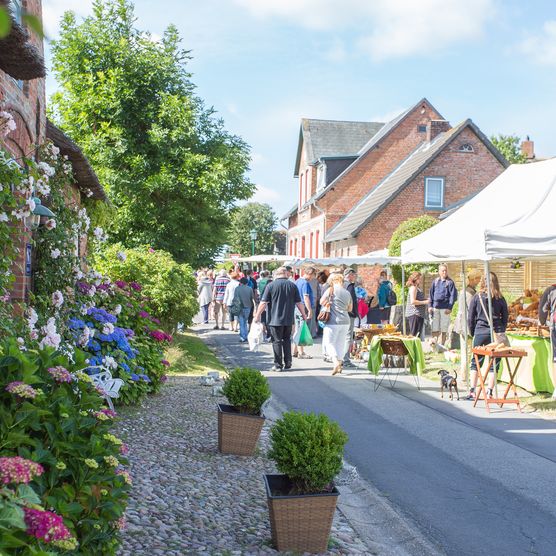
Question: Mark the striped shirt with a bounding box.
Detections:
[213,277,230,302]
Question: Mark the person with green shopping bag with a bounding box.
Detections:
[293,267,316,359]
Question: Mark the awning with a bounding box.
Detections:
[401,158,556,264]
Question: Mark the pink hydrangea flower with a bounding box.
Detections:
[47,366,72,383]
[116,469,132,485]
[24,508,73,543]
[0,456,44,484]
[119,443,129,455]
[6,381,39,399]
[114,516,127,530]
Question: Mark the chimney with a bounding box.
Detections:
[521,136,535,160]
[427,120,450,143]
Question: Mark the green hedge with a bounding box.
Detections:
[94,244,198,328]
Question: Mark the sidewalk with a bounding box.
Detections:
[116,372,370,554]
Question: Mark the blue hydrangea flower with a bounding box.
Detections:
[130,373,140,382]
[87,307,117,324]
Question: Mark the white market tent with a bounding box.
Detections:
[402,158,556,264]
[401,158,556,392]
[225,255,291,264]
[289,249,400,267]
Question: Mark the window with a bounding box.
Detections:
[305,169,310,201]
[425,177,444,209]
[315,230,319,258]
[301,236,306,258]
[309,232,313,258]
[294,238,298,256]
[317,163,327,191]
[10,0,23,24]
[299,173,304,205]
[289,239,293,256]
[458,143,474,153]
[418,124,427,133]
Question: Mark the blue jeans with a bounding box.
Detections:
[239,307,251,340]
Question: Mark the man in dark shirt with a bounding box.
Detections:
[429,264,457,347]
[255,267,307,371]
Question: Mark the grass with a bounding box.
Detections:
[165,330,225,375]
[521,392,556,417]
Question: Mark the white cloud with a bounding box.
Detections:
[234,0,496,61]
[251,184,280,203]
[43,0,93,39]
[518,20,556,66]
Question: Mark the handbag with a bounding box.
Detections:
[317,289,333,323]
[478,294,509,346]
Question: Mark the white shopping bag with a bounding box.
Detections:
[248,322,264,352]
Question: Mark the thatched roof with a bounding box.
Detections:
[0,1,45,80]
[46,120,107,201]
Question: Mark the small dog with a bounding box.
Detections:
[438,369,459,400]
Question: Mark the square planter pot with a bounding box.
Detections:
[264,474,339,553]
[217,403,265,456]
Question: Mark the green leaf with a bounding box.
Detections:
[22,13,44,38]
[16,484,41,505]
[0,505,26,530]
[0,7,11,38]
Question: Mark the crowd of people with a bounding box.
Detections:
[194,263,556,400]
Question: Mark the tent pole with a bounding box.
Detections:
[484,260,499,399]
[461,261,469,391]
[401,265,406,335]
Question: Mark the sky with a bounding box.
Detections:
[42,0,556,222]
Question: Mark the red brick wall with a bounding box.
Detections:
[317,101,443,232]
[355,126,506,253]
[0,0,45,301]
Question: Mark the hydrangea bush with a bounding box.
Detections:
[0,340,131,554]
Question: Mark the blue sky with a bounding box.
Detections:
[43,0,556,220]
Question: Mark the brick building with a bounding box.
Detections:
[0,0,105,301]
[284,99,508,282]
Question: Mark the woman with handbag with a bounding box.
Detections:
[319,273,353,375]
[465,271,508,400]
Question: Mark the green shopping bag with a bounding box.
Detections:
[298,321,314,347]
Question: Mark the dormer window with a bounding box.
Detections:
[458,143,474,153]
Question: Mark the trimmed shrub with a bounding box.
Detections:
[221,367,271,415]
[268,411,348,494]
[388,215,439,283]
[94,244,198,328]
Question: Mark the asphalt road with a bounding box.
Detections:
[202,326,556,556]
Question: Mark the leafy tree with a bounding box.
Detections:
[388,215,439,283]
[227,202,278,256]
[50,0,254,267]
[490,134,527,164]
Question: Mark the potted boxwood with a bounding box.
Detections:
[218,367,271,456]
[264,411,348,553]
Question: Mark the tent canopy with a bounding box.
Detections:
[225,255,291,264]
[401,158,556,264]
[290,249,400,267]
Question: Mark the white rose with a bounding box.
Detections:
[51,248,61,259]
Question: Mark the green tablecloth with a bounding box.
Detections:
[368,335,426,376]
[502,333,554,393]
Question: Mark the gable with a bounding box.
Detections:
[325,119,508,242]
[312,98,444,203]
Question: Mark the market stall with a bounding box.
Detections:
[401,158,556,395]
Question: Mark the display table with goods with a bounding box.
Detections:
[472,345,527,413]
[368,335,425,390]
[353,324,398,361]
[503,288,554,393]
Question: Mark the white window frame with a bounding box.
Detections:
[317,162,327,191]
[424,177,444,209]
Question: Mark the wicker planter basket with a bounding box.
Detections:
[217,403,265,456]
[264,474,339,553]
